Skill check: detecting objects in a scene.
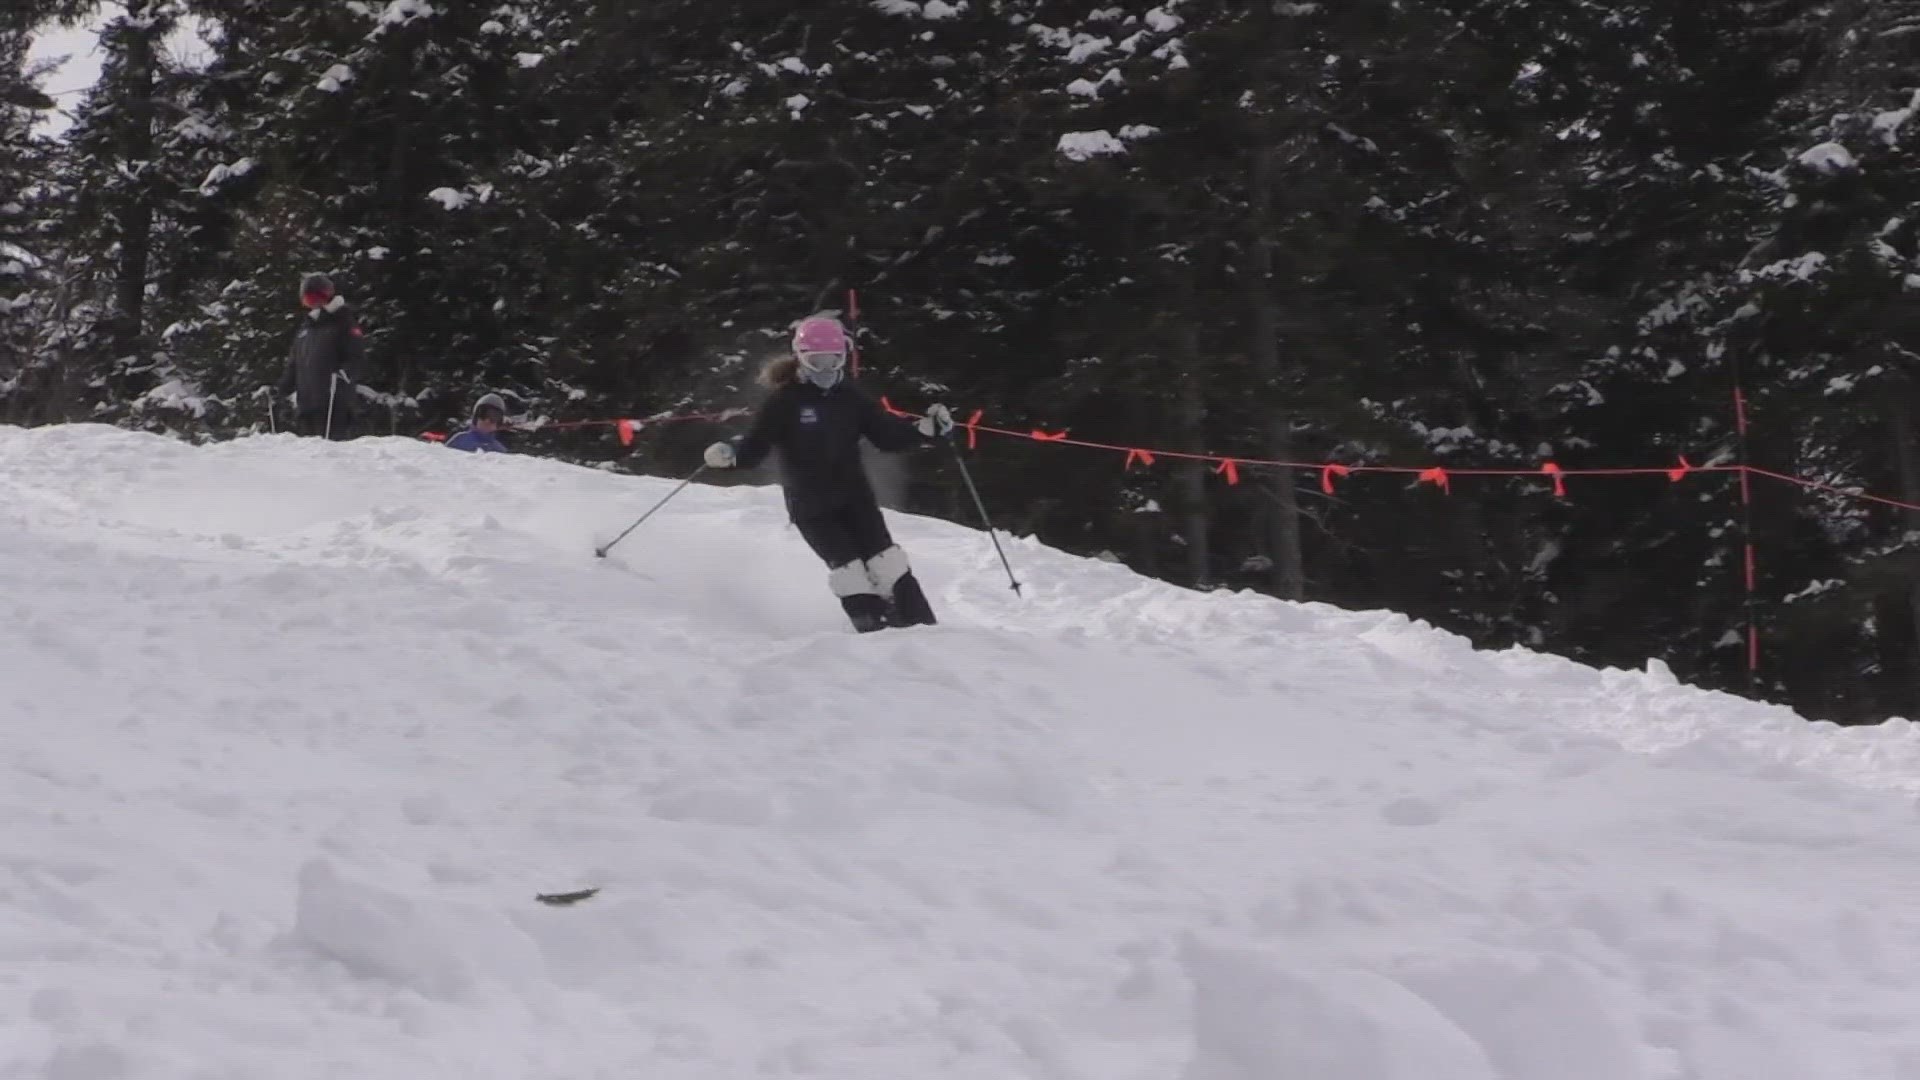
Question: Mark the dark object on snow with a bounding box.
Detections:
[732,361,941,633]
[792,496,937,632]
[278,291,366,439]
[293,409,354,441]
[535,887,601,906]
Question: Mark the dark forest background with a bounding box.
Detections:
[9,0,1920,724]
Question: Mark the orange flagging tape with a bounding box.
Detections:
[419,400,1920,514]
[419,408,748,444]
[1541,461,1566,497]
[933,407,1920,511]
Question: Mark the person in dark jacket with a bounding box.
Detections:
[703,314,955,633]
[445,393,510,453]
[277,273,365,440]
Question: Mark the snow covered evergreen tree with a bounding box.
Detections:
[0,24,53,408]
[170,0,571,436]
[9,2,241,431]
[17,0,1920,721]
[1680,1,1920,716]
[1433,0,1816,695]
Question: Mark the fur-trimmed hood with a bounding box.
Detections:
[307,294,349,319]
[758,354,800,388]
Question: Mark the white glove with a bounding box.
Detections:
[704,441,737,469]
[916,403,955,439]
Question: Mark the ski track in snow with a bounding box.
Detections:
[3,424,1920,1079]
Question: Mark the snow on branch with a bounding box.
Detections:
[1739,252,1829,283]
[872,0,967,17]
[427,184,494,210]
[377,0,436,27]
[1057,130,1127,161]
[317,64,354,93]
[198,158,255,197]
[1796,141,1858,174]
[1873,90,1920,147]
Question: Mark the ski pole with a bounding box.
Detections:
[324,376,337,440]
[947,438,1022,595]
[595,464,710,559]
[268,394,277,434]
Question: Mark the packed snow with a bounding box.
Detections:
[4,424,1920,1079]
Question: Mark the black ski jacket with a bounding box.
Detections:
[733,380,929,520]
[279,297,366,417]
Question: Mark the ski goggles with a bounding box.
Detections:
[796,350,846,375]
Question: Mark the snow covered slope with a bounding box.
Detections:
[4,424,1920,1080]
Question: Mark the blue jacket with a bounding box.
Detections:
[445,427,508,453]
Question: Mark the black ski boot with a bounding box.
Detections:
[886,572,938,628]
[840,593,891,633]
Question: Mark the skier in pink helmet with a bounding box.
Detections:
[703,314,955,633]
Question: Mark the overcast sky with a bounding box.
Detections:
[27,8,214,138]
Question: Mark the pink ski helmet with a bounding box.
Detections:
[792,315,849,356]
[791,315,850,387]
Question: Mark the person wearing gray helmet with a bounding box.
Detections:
[445,393,510,453]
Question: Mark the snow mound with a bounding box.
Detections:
[1181,941,1499,1080]
[291,858,544,999]
[3,423,1920,1079]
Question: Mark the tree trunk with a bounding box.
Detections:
[1178,327,1211,588]
[1885,390,1920,714]
[110,10,159,360]
[1248,147,1305,599]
